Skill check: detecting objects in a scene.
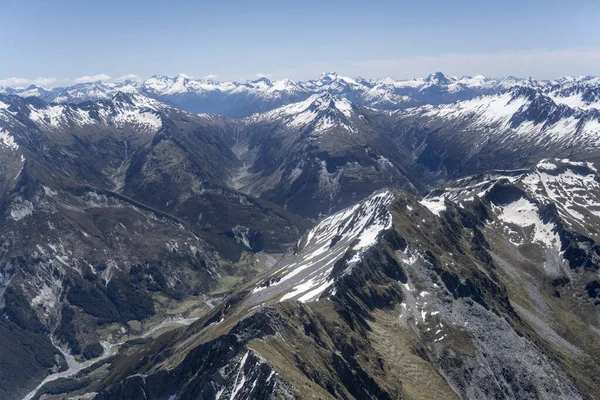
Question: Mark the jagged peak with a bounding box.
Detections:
[269,77,300,91]
[111,91,138,105]
[507,85,546,101]
[250,77,273,85]
[145,74,173,81]
[315,72,359,86]
[319,71,339,80]
[109,91,163,111]
[425,71,452,85]
[249,93,359,134]
[250,189,394,303]
[283,93,355,117]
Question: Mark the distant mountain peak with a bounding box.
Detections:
[507,84,544,101]
[315,72,359,86]
[111,91,136,104]
[425,71,452,85]
[251,77,273,85]
[296,93,355,117]
[319,71,339,80]
[269,77,300,92]
[252,93,358,134]
[380,77,397,85]
[4,71,600,118]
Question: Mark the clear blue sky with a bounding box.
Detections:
[1,0,599,86]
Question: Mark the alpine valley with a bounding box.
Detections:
[1,72,600,400]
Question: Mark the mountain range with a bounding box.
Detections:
[3,72,599,118]
[1,72,600,399]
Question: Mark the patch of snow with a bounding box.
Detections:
[420,197,446,216]
[10,198,33,220]
[495,198,560,249]
[0,128,18,150]
[537,160,557,170]
[229,351,249,400]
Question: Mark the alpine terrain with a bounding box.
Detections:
[0,71,600,400]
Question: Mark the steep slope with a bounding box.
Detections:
[545,75,600,110]
[47,179,600,399]
[249,190,395,304]
[0,93,307,257]
[233,94,423,218]
[389,86,600,181]
[0,94,309,399]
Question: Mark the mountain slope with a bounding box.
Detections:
[233,94,423,218]
[4,72,600,399]
[47,175,600,399]
[389,86,600,182]
[0,93,310,399]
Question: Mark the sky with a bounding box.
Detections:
[1,0,599,86]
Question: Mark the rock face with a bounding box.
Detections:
[45,182,600,399]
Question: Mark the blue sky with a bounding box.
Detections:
[1,0,599,86]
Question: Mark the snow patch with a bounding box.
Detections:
[10,198,33,220]
[0,128,18,150]
[495,198,560,249]
[420,197,446,216]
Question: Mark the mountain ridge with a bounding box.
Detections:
[0,71,569,117]
[63,169,600,399]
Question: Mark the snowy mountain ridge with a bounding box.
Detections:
[3,71,591,117]
[249,190,394,304]
[248,93,359,134]
[0,92,166,136]
[423,158,600,243]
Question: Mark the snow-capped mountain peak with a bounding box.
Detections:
[249,189,394,304]
[303,93,354,117]
[3,72,600,117]
[425,71,452,86]
[313,72,360,87]
[248,77,273,90]
[251,93,359,134]
[269,77,298,92]
[141,75,177,94]
[317,71,340,84]
[457,74,488,87]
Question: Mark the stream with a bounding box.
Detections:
[22,315,200,400]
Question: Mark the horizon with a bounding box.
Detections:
[2,0,600,87]
[1,70,597,90]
